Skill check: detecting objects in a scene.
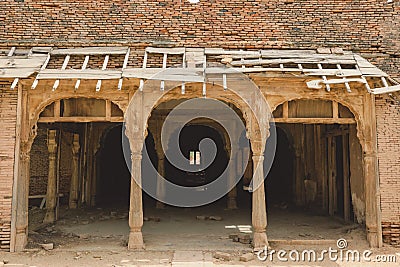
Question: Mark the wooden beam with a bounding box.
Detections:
[332,101,339,119]
[96,55,109,91]
[145,47,185,55]
[53,55,70,91]
[37,69,122,80]
[273,118,356,124]
[371,84,400,94]
[106,100,111,120]
[51,47,129,55]
[283,102,289,119]
[54,100,60,118]
[38,116,124,123]
[75,55,90,90]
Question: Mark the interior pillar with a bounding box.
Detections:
[227,146,238,210]
[12,85,30,252]
[155,153,166,209]
[69,134,80,209]
[252,153,268,250]
[43,129,58,224]
[128,151,145,249]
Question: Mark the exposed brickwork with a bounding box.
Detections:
[29,128,72,200]
[376,94,400,246]
[0,0,399,250]
[0,82,17,251]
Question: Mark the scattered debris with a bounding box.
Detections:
[214,251,232,261]
[209,216,222,221]
[195,215,223,221]
[78,233,90,239]
[238,233,251,244]
[240,252,254,262]
[39,243,54,250]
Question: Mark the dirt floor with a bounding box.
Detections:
[0,203,399,266]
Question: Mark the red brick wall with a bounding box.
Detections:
[29,127,72,200]
[0,82,17,251]
[376,94,400,246]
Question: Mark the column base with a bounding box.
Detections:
[128,231,145,250]
[69,201,77,209]
[14,230,27,252]
[367,227,382,248]
[156,201,165,209]
[227,197,238,210]
[43,210,55,224]
[253,231,268,251]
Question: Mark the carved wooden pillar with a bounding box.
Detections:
[128,151,145,249]
[363,94,382,248]
[293,125,305,206]
[12,84,32,252]
[252,153,268,250]
[155,152,166,209]
[69,134,80,209]
[227,146,238,210]
[44,130,58,224]
[14,144,30,252]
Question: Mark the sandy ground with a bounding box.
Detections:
[0,204,399,266]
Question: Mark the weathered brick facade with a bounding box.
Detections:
[0,81,17,250]
[0,0,399,250]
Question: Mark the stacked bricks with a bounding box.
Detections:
[0,81,17,251]
[382,222,400,247]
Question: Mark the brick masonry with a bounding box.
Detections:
[0,81,17,251]
[0,0,399,249]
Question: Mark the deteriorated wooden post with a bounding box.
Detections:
[363,94,383,248]
[43,130,58,224]
[12,84,30,252]
[69,134,80,209]
[128,151,145,249]
[227,146,238,210]
[14,144,30,252]
[252,153,268,249]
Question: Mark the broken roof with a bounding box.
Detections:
[1,46,398,94]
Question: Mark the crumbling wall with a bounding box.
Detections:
[0,82,17,251]
[376,94,400,247]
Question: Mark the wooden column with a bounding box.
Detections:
[342,133,351,221]
[293,125,305,206]
[252,154,268,250]
[12,84,30,252]
[69,134,80,209]
[363,94,382,248]
[155,118,166,209]
[227,147,238,210]
[43,130,58,224]
[14,144,30,252]
[128,151,145,249]
[155,152,166,209]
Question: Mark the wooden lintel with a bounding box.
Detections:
[37,69,122,80]
[38,116,124,123]
[273,118,356,124]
